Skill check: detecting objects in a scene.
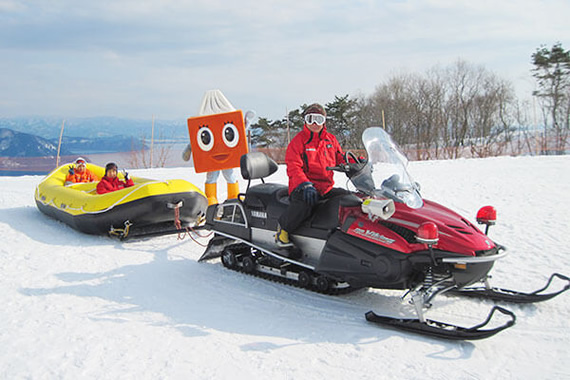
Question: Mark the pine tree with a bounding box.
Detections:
[531,42,570,153]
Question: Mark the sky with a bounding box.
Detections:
[1,0,569,122]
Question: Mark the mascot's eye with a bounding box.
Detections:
[197,127,214,151]
[222,123,239,148]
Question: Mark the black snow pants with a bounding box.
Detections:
[278,187,350,233]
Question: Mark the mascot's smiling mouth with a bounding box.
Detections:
[213,153,229,162]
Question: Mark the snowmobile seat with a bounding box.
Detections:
[243,182,288,231]
[244,183,288,209]
[240,151,289,215]
[275,187,290,205]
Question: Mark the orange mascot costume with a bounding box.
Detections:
[183,90,252,205]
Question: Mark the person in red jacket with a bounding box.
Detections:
[275,103,349,248]
[96,162,134,194]
[64,157,99,186]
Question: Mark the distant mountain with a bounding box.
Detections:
[58,135,145,154]
[0,128,72,157]
[0,127,149,157]
[0,116,188,141]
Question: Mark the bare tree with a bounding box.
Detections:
[128,132,172,169]
[369,73,418,146]
[365,60,518,160]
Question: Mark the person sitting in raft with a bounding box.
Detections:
[65,157,99,186]
[96,162,134,194]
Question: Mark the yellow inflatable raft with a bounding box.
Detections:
[35,163,208,237]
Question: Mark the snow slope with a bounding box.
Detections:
[1,155,569,379]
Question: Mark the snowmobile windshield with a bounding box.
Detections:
[351,127,423,209]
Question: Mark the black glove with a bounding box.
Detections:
[68,165,74,175]
[122,170,129,181]
[298,182,318,206]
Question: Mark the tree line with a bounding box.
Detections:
[250,43,570,161]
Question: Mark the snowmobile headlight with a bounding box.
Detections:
[361,198,395,221]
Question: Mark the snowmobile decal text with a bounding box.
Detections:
[353,228,395,245]
[251,210,267,219]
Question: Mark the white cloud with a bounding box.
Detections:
[0,0,569,120]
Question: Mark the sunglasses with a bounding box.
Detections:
[304,113,326,126]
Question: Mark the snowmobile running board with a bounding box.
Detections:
[365,306,516,340]
[198,230,316,270]
[448,273,570,303]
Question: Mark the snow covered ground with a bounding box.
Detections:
[1,155,569,379]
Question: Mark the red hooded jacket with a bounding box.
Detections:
[285,125,345,195]
[96,176,135,194]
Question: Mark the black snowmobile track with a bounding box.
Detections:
[447,273,570,303]
[220,243,360,296]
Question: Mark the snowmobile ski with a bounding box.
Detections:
[448,273,570,303]
[365,306,516,340]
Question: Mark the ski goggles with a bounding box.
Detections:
[304,113,326,126]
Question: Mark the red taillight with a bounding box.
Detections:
[417,222,439,245]
[477,206,497,225]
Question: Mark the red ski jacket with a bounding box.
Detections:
[96,176,135,194]
[285,125,346,195]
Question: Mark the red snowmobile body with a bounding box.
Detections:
[199,127,568,340]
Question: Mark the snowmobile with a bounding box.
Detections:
[198,127,569,340]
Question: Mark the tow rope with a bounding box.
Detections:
[173,202,212,245]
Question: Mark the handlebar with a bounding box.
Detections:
[327,151,367,172]
[326,164,350,172]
